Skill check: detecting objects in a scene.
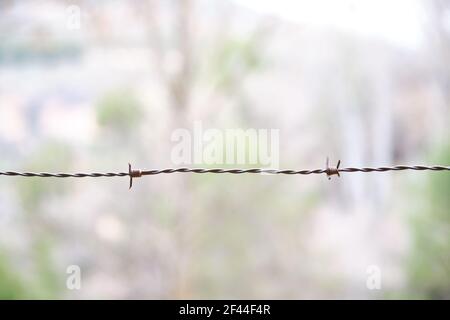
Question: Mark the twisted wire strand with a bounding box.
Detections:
[0,165,448,178]
[338,165,450,173]
[139,168,326,175]
[0,172,128,178]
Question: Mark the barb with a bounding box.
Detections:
[0,160,449,189]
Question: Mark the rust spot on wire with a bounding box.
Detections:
[0,159,449,189]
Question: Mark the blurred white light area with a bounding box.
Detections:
[96,215,125,243]
[39,103,98,144]
[443,10,450,32]
[0,97,27,144]
[233,0,424,48]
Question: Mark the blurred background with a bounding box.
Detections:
[0,0,449,299]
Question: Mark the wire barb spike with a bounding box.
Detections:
[325,157,341,180]
[128,163,142,189]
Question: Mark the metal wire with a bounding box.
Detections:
[0,160,449,189]
[2,166,448,177]
[0,172,128,178]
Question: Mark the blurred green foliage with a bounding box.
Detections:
[186,174,319,298]
[0,239,61,299]
[210,35,265,92]
[17,141,73,212]
[407,143,450,299]
[31,238,62,298]
[0,251,25,299]
[96,90,143,133]
[0,142,70,299]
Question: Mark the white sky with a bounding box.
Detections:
[233,0,425,48]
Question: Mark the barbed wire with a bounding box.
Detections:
[1,159,449,189]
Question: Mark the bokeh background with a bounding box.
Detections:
[0,0,449,299]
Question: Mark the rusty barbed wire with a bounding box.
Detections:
[0,159,449,189]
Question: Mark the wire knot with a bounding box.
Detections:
[326,157,341,180]
[129,163,142,189]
